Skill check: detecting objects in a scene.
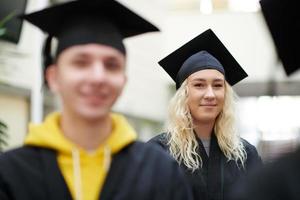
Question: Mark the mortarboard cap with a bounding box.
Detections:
[158,29,248,89]
[260,0,299,76]
[21,0,159,68]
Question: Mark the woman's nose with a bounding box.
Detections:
[204,86,216,99]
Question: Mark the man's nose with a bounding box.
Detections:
[89,61,107,81]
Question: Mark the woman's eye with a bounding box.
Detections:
[214,84,224,88]
[194,83,205,88]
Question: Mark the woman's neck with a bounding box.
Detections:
[193,120,215,140]
[60,111,112,151]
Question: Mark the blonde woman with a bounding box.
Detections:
[149,29,262,200]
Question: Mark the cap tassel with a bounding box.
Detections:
[43,35,53,70]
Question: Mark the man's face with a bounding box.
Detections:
[47,44,127,121]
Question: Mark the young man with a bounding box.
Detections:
[0,1,193,200]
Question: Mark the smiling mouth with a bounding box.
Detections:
[200,104,217,107]
[81,91,108,97]
[82,93,109,102]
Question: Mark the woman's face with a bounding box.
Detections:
[187,69,225,124]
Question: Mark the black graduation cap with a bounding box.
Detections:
[260,0,299,76]
[158,29,248,89]
[21,0,159,68]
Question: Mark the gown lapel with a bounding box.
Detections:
[99,143,134,200]
[196,133,224,200]
[207,134,223,200]
[40,149,73,200]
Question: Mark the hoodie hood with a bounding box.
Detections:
[25,112,137,154]
[24,112,137,200]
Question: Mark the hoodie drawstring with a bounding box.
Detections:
[72,149,82,200]
[104,145,112,172]
[72,145,111,200]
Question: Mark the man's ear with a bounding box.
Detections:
[45,64,59,93]
[124,74,128,86]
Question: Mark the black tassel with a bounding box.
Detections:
[43,35,53,70]
[42,36,53,87]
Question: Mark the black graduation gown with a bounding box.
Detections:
[232,147,300,200]
[0,141,193,200]
[148,133,262,200]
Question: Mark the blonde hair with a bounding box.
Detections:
[166,80,246,171]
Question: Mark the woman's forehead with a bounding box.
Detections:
[188,69,225,81]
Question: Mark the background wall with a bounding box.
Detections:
[1,0,299,161]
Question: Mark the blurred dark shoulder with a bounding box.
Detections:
[241,138,263,170]
[147,132,170,151]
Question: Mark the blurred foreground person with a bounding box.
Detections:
[0,1,193,200]
[232,0,300,199]
[149,29,262,200]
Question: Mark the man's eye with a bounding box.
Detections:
[105,60,122,71]
[73,60,89,66]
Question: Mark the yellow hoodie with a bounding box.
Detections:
[25,112,137,200]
